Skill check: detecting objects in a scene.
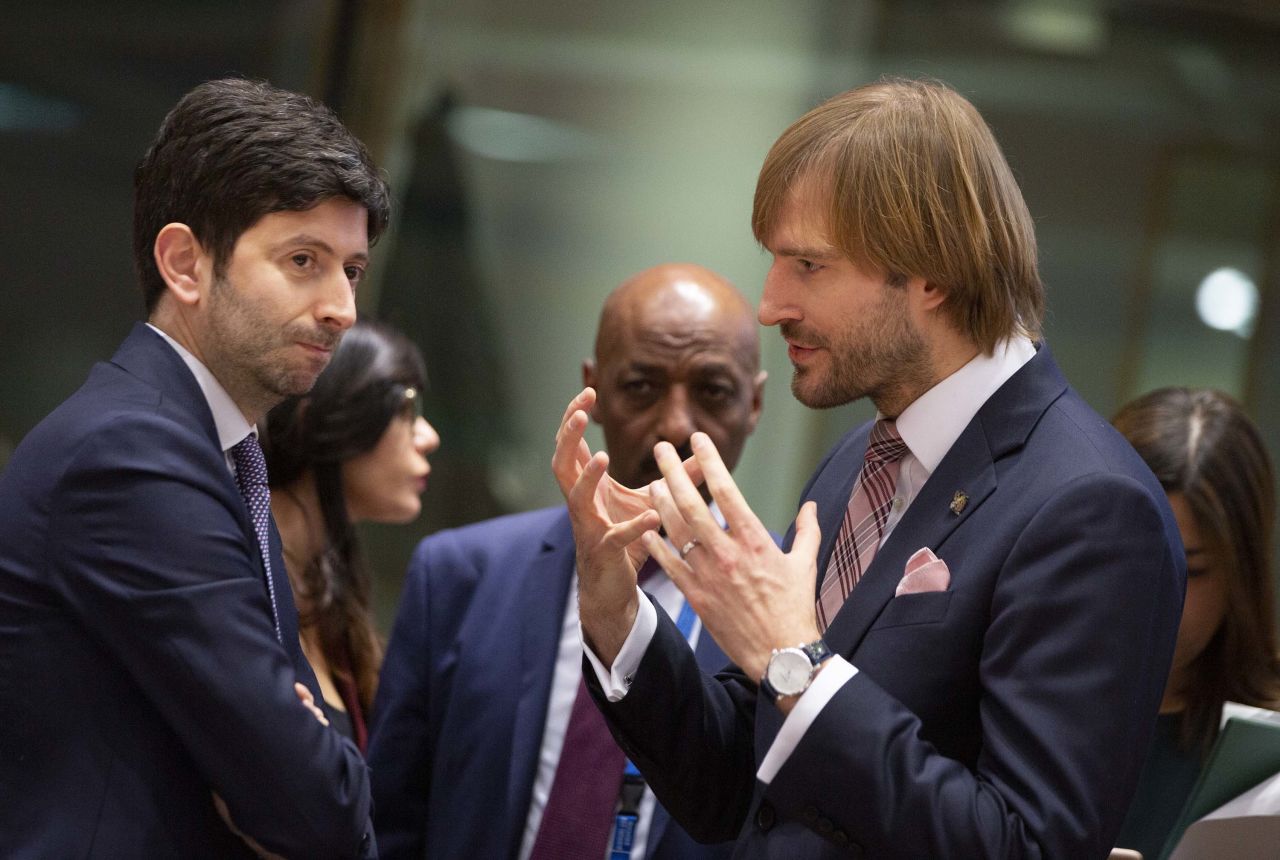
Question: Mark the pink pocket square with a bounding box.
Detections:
[895,547,951,597]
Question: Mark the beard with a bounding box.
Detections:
[204,274,343,408]
[783,287,932,411]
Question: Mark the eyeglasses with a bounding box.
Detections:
[398,385,424,422]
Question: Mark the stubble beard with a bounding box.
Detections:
[205,275,341,413]
[786,293,932,413]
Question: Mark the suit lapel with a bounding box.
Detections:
[803,430,871,594]
[817,344,1069,657]
[506,511,579,846]
[114,324,320,691]
[821,423,997,654]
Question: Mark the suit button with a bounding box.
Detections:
[817,816,834,835]
[756,801,776,831]
[802,805,819,824]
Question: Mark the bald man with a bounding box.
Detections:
[368,264,767,860]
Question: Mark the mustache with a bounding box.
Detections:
[287,323,343,351]
[779,321,824,348]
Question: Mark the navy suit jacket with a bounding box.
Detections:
[589,345,1186,858]
[0,324,374,858]
[368,506,734,859]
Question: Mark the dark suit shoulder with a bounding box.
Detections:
[407,506,569,583]
[1018,388,1167,500]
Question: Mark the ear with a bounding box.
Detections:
[908,275,947,314]
[746,369,767,434]
[153,223,208,307]
[581,358,603,423]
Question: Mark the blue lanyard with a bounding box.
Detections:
[610,597,698,860]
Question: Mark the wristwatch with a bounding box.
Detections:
[760,639,833,703]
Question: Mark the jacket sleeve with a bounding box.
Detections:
[586,595,762,844]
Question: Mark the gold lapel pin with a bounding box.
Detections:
[949,491,969,516]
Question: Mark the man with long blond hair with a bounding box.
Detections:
[554,78,1185,857]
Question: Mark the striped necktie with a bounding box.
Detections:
[816,420,909,631]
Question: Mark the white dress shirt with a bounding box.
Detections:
[588,336,1037,785]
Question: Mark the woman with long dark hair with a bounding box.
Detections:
[263,320,439,751]
[1112,387,1280,858]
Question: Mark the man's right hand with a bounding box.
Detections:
[552,388,662,666]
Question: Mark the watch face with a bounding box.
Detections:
[767,648,812,697]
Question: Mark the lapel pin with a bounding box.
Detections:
[949,491,969,516]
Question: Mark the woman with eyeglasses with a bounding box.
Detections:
[1111,387,1280,859]
[263,320,440,752]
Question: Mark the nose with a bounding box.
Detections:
[655,387,696,448]
[413,416,441,456]
[316,270,357,333]
[758,260,799,328]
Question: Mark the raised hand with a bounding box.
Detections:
[641,431,823,683]
[551,388,660,663]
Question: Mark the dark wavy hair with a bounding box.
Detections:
[263,320,426,711]
[134,77,390,312]
[1113,387,1280,753]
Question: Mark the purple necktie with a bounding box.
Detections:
[817,419,909,631]
[528,556,662,860]
[230,434,282,643]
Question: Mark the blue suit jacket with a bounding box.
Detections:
[0,323,374,858]
[589,345,1186,858]
[368,506,735,859]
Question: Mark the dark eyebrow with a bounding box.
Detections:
[273,234,369,263]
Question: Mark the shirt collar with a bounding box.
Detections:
[894,336,1037,474]
[146,323,257,452]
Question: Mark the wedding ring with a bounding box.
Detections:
[679,538,701,560]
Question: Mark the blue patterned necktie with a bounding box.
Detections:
[230,434,283,643]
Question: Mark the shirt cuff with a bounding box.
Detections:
[756,656,858,784]
[582,586,658,702]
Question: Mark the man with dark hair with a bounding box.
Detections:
[0,78,387,858]
[555,78,1185,857]
[368,263,765,860]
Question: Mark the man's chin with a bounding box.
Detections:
[268,367,325,400]
[791,370,859,410]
